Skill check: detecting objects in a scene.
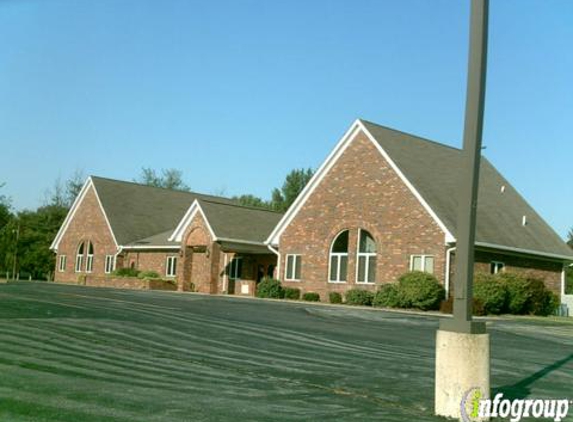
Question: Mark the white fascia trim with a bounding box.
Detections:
[92,182,119,250]
[474,242,573,262]
[359,122,455,244]
[266,120,363,246]
[50,177,92,251]
[121,245,181,250]
[217,237,266,246]
[168,200,217,243]
[265,119,455,246]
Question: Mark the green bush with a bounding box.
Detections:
[138,270,161,279]
[329,292,343,304]
[397,271,445,311]
[498,272,530,314]
[113,267,140,278]
[473,273,508,315]
[284,287,301,300]
[345,289,374,306]
[526,277,560,316]
[373,284,403,308]
[256,278,284,299]
[302,292,320,302]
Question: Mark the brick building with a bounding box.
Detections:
[51,176,282,295]
[51,119,572,302]
[265,119,573,300]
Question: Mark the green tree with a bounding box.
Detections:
[232,194,271,209]
[270,168,314,212]
[135,168,190,191]
[2,205,68,280]
[45,170,86,208]
[0,183,14,276]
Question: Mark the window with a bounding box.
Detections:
[104,255,115,274]
[356,230,377,283]
[166,256,177,277]
[329,230,349,283]
[229,257,242,280]
[86,242,94,273]
[410,255,434,274]
[285,255,302,281]
[490,261,505,274]
[58,255,67,272]
[75,242,85,273]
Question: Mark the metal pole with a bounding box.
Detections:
[440,0,488,334]
[12,221,19,282]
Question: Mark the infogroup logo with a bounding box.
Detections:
[461,388,571,422]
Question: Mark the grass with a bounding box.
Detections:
[0,283,571,422]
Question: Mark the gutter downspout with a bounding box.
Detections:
[223,253,229,294]
[445,247,456,298]
[114,246,123,272]
[267,244,281,280]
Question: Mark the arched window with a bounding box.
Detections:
[75,242,85,273]
[357,230,376,283]
[329,230,349,283]
[86,242,94,273]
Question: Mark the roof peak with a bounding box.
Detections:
[358,118,463,153]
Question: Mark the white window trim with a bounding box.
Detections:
[328,252,348,283]
[409,254,435,273]
[86,255,94,273]
[75,255,83,273]
[284,254,301,282]
[104,255,115,274]
[491,261,505,274]
[229,257,242,280]
[58,255,66,272]
[166,256,177,277]
[356,230,376,284]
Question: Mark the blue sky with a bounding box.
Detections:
[1,0,571,238]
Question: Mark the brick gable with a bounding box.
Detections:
[54,185,117,283]
[278,129,446,298]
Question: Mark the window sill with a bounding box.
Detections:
[327,280,347,284]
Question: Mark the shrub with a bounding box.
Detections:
[345,289,374,306]
[373,284,402,308]
[302,292,320,302]
[113,267,140,278]
[138,270,161,279]
[256,278,284,299]
[397,271,445,311]
[284,287,301,300]
[439,297,486,316]
[526,277,560,316]
[473,273,507,315]
[497,272,531,314]
[329,292,343,304]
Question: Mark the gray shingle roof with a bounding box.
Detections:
[198,199,283,243]
[361,119,573,259]
[91,176,235,246]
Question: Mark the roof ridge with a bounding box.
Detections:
[199,198,284,214]
[359,118,462,152]
[90,175,234,202]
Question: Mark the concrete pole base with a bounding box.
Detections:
[435,329,490,421]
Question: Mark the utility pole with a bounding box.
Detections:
[12,221,20,281]
[435,0,490,419]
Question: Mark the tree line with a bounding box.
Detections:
[0,167,314,281]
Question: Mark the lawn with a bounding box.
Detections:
[0,283,571,422]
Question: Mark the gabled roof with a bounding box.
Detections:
[267,119,573,261]
[169,198,283,246]
[91,176,236,246]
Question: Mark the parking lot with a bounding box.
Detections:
[0,283,571,421]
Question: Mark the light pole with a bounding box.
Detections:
[12,221,19,281]
[435,0,490,419]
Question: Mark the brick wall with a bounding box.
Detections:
[79,275,177,291]
[54,186,118,284]
[278,130,446,301]
[124,250,179,279]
